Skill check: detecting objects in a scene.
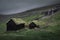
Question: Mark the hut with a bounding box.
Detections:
[6,18,26,31]
[7,19,16,31]
[29,20,39,29]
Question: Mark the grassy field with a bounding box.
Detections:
[0,10,60,40]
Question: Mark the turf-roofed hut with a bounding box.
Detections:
[29,20,40,29]
[6,18,26,31]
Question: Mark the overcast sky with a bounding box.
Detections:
[0,0,60,15]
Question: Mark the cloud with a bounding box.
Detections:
[0,0,60,15]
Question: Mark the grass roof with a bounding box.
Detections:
[11,18,26,25]
[31,20,39,25]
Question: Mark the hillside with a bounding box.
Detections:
[0,4,60,40]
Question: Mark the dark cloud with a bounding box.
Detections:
[0,0,60,15]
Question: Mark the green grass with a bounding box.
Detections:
[0,30,60,40]
[22,13,43,22]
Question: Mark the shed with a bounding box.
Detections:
[29,20,39,29]
[6,18,26,31]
